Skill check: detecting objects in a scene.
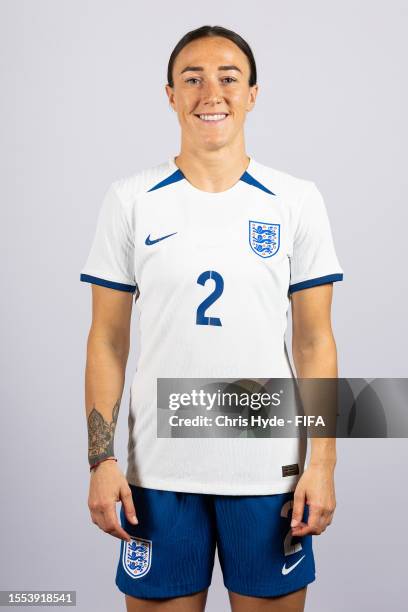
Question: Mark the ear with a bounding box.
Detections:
[165,84,176,111]
[246,84,259,112]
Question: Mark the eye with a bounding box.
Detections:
[221,77,237,84]
[185,77,201,85]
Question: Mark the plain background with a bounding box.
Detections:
[1,0,407,610]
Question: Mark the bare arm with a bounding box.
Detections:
[85,284,137,542]
[86,284,132,466]
[289,283,338,536]
[291,282,338,467]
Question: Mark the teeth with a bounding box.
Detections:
[199,114,227,121]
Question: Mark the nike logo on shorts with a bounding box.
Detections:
[281,554,306,575]
[145,232,178,245]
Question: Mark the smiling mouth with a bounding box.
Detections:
[194,113,229,123]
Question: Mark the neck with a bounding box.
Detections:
[174,141,250,193]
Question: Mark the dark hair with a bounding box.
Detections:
[167,25,257,88]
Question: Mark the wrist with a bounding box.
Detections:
[309,457,337,469]
[89,456,117,472]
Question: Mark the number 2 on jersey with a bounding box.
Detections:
[281,499,303,556]
[196,270,224,327]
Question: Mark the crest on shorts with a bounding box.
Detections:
[122,537,152,579]
[249,220,280,258]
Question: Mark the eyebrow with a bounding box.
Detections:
[180,65,242,75]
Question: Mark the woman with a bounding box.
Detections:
[81,25,343,612]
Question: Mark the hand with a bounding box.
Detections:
[88,460,138,542]
[290,462,336,537]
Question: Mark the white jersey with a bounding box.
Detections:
[80,156,343,495]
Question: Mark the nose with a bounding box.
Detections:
[201,80,223,106]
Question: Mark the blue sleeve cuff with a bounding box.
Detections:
[80,273,137,293]
[289,273,343,294]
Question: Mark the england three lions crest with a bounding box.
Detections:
[249,220,280,258]
[122,536,152,579]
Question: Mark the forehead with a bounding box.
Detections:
[174,36,250,73]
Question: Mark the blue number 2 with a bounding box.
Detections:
[196,270,224,326]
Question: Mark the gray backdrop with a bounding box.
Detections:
[1,0,407,610]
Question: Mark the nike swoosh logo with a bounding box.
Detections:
[281,555,306,575]
[145,232,177,245]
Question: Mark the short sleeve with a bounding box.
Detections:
[289,182,343,293]
[80,184,137,293]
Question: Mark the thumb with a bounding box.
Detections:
[291,491,305,527]
[121,487,138,525]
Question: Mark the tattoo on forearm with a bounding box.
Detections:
[87,400,120,466]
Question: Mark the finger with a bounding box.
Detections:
[291,516,330,536]
[291,522,313,536]
[291,491,306,528]
[302,505,324,535]
[106,523,133,542]
[326,506,335,523]
[99,506,132,542]
[121,487,138,525]
[319,508,334,530]
[293,518,329,536]
[309,506,324,531]
[291,505,322,536]
[291,517,319,536]
[291,520,307,531]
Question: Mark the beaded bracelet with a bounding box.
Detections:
[89,457,118,472]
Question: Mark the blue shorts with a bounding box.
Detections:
[115,484,315,599]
